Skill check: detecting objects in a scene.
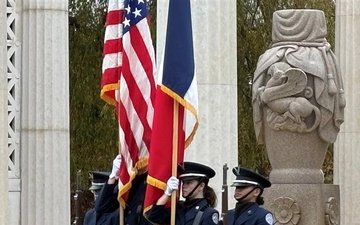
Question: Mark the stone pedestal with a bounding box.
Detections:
[252,9,345,225]
[264,184,340,225]
[265,127,328,184]
[157,0,238,212]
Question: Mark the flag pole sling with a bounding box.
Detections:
[171,100,179,225]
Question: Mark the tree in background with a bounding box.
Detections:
[236,0,335,181]
[69,0,118,190]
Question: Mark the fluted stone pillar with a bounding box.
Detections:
[334,1,360,224]
[0,1,9,224]
[157,0,238,212]
[21,0,70,224]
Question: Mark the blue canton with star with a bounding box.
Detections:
[123,0,148,33]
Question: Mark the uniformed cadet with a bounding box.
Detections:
[95,155,151,225]
[146,161,220,225]
[95,155,122,225]
[227,167,274,225]
[83,171,111,225]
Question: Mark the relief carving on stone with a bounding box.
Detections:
[257,63,320,133]
[325,197,339,225]
[270,197,301,225]
[252,10,346,145]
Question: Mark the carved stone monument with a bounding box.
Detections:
[252,10,345,225]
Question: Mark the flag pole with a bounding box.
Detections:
[119,205,124,225]
[119,142,124,225]
[171,100,179,225]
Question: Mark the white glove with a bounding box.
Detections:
[165,176,179,196]
[109,155,122,179]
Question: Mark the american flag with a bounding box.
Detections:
[144,0,198,215]
[100,0,156,206]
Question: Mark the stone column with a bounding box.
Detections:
[157,0,238,212]
[0,1,9,224]
[334,1,360,224]
[21,0,70,224]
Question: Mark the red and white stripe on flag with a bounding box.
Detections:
[100,0,156,206]
[100,0,124,106]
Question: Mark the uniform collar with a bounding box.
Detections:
[184,198,204,209]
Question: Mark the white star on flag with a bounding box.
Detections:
[123,17,130,27]
[125,5,131,14]
[132,8,142,18]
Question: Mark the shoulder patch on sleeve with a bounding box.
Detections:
[265,213,273,225]
[212,212,219,224]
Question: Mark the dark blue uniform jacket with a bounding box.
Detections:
[227,202,273,225]
[95,173,150,225]
[83,208,96,225]
[95,181,118,225]
[147,198,219,225]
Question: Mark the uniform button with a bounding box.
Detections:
[128,210,131,214]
